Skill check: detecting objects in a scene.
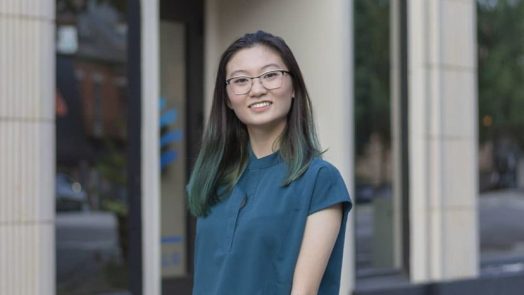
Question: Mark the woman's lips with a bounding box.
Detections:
[248,101,273,112]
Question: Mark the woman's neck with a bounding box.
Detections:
[247,122,286,159]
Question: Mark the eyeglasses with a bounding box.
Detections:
[225,70,290,95]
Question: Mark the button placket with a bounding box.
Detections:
[224,187,247,252]
[225,170,261,252]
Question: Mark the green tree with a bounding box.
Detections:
[354,0,391,155]
[478,0,524,145]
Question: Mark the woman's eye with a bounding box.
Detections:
[233,78,249,85]
[263,72,279,80]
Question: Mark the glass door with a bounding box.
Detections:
[159,20,188,278]
[159,1,204,294]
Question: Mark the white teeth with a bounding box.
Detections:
[249,101,272,108]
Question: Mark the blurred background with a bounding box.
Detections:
[1,0,523,294]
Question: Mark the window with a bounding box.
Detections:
[55,1,130,293]
[354,0,405,279]
[477,0,524,274]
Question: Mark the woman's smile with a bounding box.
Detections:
[248,100,273,111]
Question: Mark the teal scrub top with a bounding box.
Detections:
[193,150,352,295]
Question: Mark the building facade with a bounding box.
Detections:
[1,0,524,294]
[0,1,55,294]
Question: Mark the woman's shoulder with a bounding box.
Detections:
[301,156,346,183]
[303,156,352,214]
[308,156,343,174]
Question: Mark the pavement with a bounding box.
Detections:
[56,211,128,295]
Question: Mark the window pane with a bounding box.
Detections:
[55,1,130,293]
[477,0,524,272]
[160,21,188,278]
[354,0,400,276]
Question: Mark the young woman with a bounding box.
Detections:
[187,31,352,295]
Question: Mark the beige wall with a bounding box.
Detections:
[408,0,478,282]
[0,1,56,294]
[205,0,355,293]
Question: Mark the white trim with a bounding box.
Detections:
[340,1,355,294]
[141,0,161,294]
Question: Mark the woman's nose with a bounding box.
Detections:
[249,78,267,95]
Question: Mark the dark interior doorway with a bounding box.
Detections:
[159,1,204,294]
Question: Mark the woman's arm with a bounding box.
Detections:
[291,204,343,295]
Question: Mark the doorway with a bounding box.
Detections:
[159,1,204,294]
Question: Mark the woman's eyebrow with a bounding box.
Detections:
[228,69,249,78]
[260,63,283,71]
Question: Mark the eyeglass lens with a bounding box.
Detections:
[229,71,285,95]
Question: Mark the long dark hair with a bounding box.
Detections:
[187,31,321,216]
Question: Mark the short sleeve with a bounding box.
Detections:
[309,164,352,215]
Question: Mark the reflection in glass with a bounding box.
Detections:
[159,21,188,278]
[55,0,130,294]
[478,0,524,272]
[354,0,397,276]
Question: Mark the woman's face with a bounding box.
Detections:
[225,45,294,133]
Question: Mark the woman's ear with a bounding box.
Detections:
[226,97,233,109]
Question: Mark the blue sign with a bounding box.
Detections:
[159,97,183,169]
